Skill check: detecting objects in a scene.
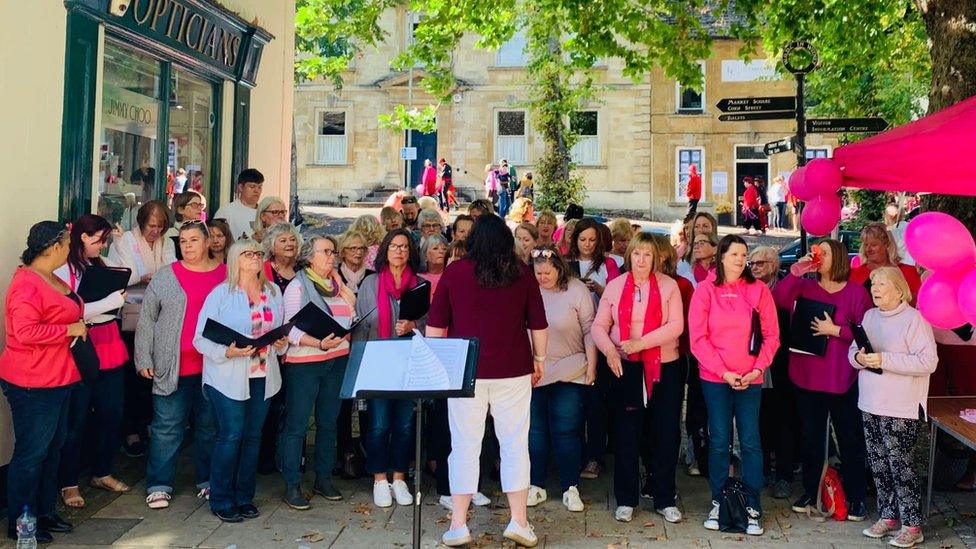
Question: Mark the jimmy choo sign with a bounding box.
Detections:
[114,0,245,70]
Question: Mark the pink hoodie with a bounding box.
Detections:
[689,277,780,384]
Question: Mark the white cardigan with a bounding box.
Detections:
[193,282,286,401]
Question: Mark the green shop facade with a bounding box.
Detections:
[61,0,272,225]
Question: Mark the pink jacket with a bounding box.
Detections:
[848,303,938,420]
[689,277,780,384]
[592,273,683,364]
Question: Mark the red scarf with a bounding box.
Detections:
[377,266,417,338]
[605,257,621,282]
[617,272,663,397]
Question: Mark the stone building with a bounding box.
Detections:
[295,8,838,221]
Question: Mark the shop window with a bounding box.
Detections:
[497,30,528,67]
[570,111,599,165]
[97,41,161,230]
[168,67,215,204]
[495,110,527,165]
[316,110,348,164]
[676,147,704,201]
[676,62,705,114]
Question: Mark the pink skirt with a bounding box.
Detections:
[89,322,128,370]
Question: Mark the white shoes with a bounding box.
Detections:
[562,486,584,512]
[503,519,538,547]
[746,507,764,536]
[657,506,683,523]
[614,505,634,522]
[526,485,547,507]
[439,492,491,510]
[373,480,393,508]
[391,479,413,506]
[703,500,720,530]
[442,524,472,547]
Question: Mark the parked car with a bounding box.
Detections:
[778,230,861,274]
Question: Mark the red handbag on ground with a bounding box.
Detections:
[818,465,849,520]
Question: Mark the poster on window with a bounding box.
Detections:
[712,171,729,196]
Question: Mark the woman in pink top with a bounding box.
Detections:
[592,232,683,524]
[850,267,936,547]
[689,235,779,535]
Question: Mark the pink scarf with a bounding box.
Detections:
[377,266,417,338]
[617,272,663,397]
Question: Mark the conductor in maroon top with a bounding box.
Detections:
[427,215,549,548]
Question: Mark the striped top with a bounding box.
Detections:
[282,279,353,363]
[248,292,273,378]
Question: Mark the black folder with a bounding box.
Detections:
[202,318,294,349]
[788,297,837,356]
[850,323,883,375]
[340,337,480,399]
[609,360,646,408]
[290,302,373,339]
[76,266,132,305]
[397,281,431,321]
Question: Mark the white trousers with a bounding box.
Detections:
[447,375,531,494]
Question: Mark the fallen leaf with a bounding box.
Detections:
[352,503,372,516]
[642,521,656,527]
[301,530,326,543]
[435,515,450,524]
[939,543,953,549]
[781,521,792,529]
[721,534,745,541]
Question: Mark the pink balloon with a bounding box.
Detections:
[956,268,976,326]
[800,194,842,236]
[789,166,817,201]
[804,158,843,196]
[918,270,968,329]
[904,212,976,271]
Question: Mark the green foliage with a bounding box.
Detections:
[840,189,887,231]
[377,104,439,133]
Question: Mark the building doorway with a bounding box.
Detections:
[405,129,437,190]
[733,145,770,225]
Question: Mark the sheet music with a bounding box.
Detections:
[403,335,450,391]
[351,337,471,395]
[423,338,470,389]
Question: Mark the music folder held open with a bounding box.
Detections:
[340,333,479,399]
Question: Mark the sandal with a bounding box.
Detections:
[61,486,85,508]
[90,475,131,493]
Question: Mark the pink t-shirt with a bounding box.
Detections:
[172,262,227,377]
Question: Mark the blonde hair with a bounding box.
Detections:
[623,232,658,273]
[340,230,367,250]
[869,266,912,303]
[859,222,901,265]
[418,196,440,211]
[506,197,534,223]
[226,239,274,294]
[649,233,678,276]
[536,210,557,228]
[609,218,634,241]
[559,219,579,250]
[349,214,386,246]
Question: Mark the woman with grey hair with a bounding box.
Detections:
[420,233,449,296]
[280,235,357,510]
[262,222,302,294]
[252,196,288,243]
[417,208,446,240]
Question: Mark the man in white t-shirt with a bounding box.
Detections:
[215,168,264,239]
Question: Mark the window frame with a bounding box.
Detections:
[805,146,833,160]
[675,146,705,202]
[494,109,528,165]
[569,110,600,166]
[675,61,706,115]
[314,108,349,165]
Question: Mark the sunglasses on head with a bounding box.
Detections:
[530,248,555,259]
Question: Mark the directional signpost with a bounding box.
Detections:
[716,96,796,113]
[718,111,796,122]
[764,137,794,156]
[806,117,889,134]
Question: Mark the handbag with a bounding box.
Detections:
[748,308,763,357]
[70,335,100,386]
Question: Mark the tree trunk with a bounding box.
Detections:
[917,0,976,229]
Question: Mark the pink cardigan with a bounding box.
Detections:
[848,302,938,420]
[592,273,683,364]
[689,277,780,384]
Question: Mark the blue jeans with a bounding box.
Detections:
[205,379,270,513]
[146,375,216,494]
[529,382,583,491]
[365,398,415,474]
[1,381,73,528]
[59,367,125,488]
[280,357,346,487]
[701,380,763,513]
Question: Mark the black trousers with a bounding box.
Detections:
[639,358,687,509]
[582,353,610,464]
[795,384,868,503]
[685,357,709,475]
[257,391,284,473]
[760,376,800,482]
[120,330,152,440]
[685,199,700,222]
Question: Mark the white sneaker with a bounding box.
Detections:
[442,524,472,547]
[392,479,413,506]
[614,505,634,522]
[526,485,547,507]
[746,507,764,536]
[439,495,454,511]
[703,501,720,530]
[657,506,683,523]
[472,491,491,507]
[146,491,171,509]
[503,519,538,547]
[373,480,393,508]
[562,486,584,512]
[196,487,210,500]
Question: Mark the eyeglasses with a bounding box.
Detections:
[389,244,410,252]
[421,223,442,230]
[264,209,287,216]
[750,260,772,267]
[693,241,714,247]
[239,250,262,259]
[344,246,368,253]
[530,248,555,259]
[315,248,337,256]
[186,201,205,209]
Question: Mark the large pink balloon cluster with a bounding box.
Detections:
[790,158,844,236]
[904,212,976,329]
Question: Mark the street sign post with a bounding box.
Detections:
[764,137,794,156]
[718,111,796,122]
[717,96,796,113]
[806,117,889,134]
[400,147,418,161]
